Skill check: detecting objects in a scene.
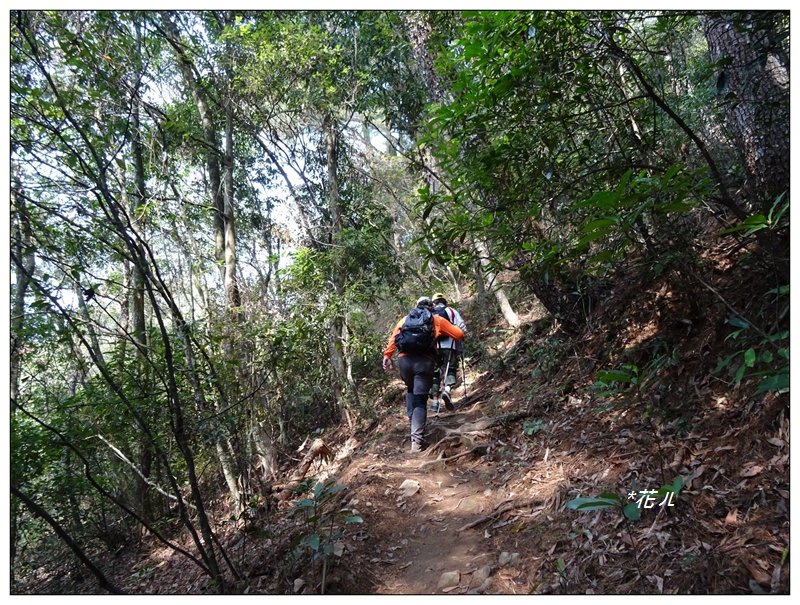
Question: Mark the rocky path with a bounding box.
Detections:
[331,388,548,595]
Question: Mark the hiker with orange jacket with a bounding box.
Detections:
[382,296,465,452]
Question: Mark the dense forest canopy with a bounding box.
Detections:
[8,10,788,594]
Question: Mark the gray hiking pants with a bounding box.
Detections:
[398,355,435,446]
[431,347,459,396]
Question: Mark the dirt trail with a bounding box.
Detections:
[331,383,550,595]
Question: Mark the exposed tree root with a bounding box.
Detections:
[272,439,332,501]
[457,495,544,532]
[420,443,488,472]
[458,410,532,434]
[427,433,476,455]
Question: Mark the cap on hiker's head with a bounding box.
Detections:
[416,296,432,308]
[432,293,446,304]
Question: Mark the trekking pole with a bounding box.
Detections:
[461,349,467,397]
[440,348,454,397]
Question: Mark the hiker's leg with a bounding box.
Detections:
[445,351,459,387]
[409,393,428,445]
[402,391,414,414]
[398,357,418,426]
[409,357,435,446]
[430,350,445,397]
[398,356,415,392]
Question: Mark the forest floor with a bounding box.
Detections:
[24,243,789,596]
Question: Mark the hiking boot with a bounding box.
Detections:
[442,389,453,411]
[410,441,423,453]
[430,399,440,413]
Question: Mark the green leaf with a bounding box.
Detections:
[566,497,618,511]
[755,372,789,394]
[596,370,632,384]
[623,502,641,521]
[342,515,364,524]
[744,348,757,368]
[733,363,747,385]
[308,533,320,551]
[766,285,789,296]
[727,316,750,329]
[658,200,695,214]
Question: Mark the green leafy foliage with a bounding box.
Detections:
[592,365,640,398]
[714,310,789,393]
[522,419,547,437]
[290,480,363,567]
[566,476,684,523]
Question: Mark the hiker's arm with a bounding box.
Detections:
[383,321,402,359]
[435,315,464,340]
[452,309,467,332]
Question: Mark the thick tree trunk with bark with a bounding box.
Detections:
[703,12,790,208]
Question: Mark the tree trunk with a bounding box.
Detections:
[161,13,226,279]
[223,80,242,310]
[703,12,790,208]
[130,55,154,526]
[475,239,520,328]
[403,11,446,104]
[325,118,355,429]
[10,168,34,414]
[12,486,126,594]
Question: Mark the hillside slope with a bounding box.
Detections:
[22,241,789,595]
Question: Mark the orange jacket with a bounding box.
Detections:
[383,313,465,359]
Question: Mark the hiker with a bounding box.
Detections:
[429,293,467,413]
[382,296,465,452]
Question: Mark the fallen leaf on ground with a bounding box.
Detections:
[739,464,764,478]
[743,558,771,585]
[724,509,740,526]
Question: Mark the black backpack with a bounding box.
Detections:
[395,307,435,354]
[431,304,452,345]
[432,304,451,324]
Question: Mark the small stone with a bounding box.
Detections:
[498,551,520,566]
[293,578,305,593]
[473,565,492,583]
[399,479,421,497]
[438,570,460,589]
[458,495,484,513]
